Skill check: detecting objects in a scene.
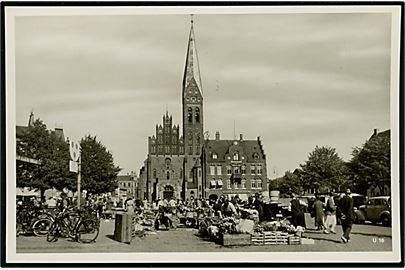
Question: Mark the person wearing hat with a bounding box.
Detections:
[339,189,355,243]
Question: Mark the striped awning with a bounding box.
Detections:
[210,180,217,188]
[216,180,223,187]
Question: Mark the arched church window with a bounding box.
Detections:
[167,171,170,180]
[195,107,200,122]
[188,107,193,123]
[233,151,239,161]
[153,169,157,179]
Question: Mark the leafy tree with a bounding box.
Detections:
[80,135,121,194]
[16,119,76,194]
[300,146,349,193]
[348,130,390,195]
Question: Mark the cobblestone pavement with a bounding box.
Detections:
[16,218,392,253]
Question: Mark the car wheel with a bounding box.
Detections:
[381,215,391,227]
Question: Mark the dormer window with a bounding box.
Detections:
[253,152,260,160]
[212,153,218,159]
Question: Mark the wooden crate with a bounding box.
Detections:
[251,233,264,245]
[219,233,252,246]
[288,235,301,245]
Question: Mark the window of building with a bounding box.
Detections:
[241,165,246,175]
[195,107,200,123]
[153,169,157,179]
[189,146,193,155]
[241,179,246,189]
[188,107,193,123]
[151,146,156,153]
[257,165,262,175]
[227,180,231,189]
[234,166,240,174]
[196,146,200,155]
[233,151,239,161]
[217,179,223,189]
[250,165,256,175]
[217,166,222,175]
[251,179,256,189]
[180,168,183,178]
[172,136,176,144]
[212,153,218,159]
[158,136,163,143]
[165,158,171,167]
[165,145,170,154]
[172,145,177,152]
[257,179,262,189]
[210,166,215,175]
[233,182,238,189]
[227,166,232,175]
[167,171,170,180]
[253,152,259,160]
[180,146,184,154]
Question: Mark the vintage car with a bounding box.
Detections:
[358,196,391,226]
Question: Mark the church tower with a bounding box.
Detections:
[182,16,204,184]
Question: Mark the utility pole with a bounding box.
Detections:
[77,155,81,209]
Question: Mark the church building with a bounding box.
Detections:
[139,17,268,201]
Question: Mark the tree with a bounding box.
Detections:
[16,119,76,194]
[300,146,349,193]
[80,135,121,194]
[348,130,390,195]
[281,170,305,196]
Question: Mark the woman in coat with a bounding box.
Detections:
[313,196,325,230]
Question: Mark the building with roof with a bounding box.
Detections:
[116,171,138,200]
[201,132,268,201]
[140,17,268,201]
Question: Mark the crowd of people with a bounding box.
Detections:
[121,193,268,228]
[17,188,356,244]
[290,189,355,244]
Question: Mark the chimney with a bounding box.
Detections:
[239,134,243,141]
[215,131,220,141]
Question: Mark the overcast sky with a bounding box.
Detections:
[15,12,391,177]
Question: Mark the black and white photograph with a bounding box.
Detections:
[2,2,403,266]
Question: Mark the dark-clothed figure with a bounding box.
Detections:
[339,189,355,243]
[313,196,325,230]
[290,194,306,228]
[254,194,264,222]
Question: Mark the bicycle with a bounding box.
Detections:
[16,206,53,237]
[46,207,99,244]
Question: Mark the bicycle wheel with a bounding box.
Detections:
[46,222,60,242]
[76,219,99,244]
[33,218,52,236]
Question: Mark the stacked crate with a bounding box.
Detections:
[251,233,264,245]
[263,231,289,245]
[251,232,301,245]
[288,235,301,245]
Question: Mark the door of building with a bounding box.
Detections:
[163,185,174,200]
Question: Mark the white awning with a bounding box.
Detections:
[210,180,217,187]
[216,180,223,187]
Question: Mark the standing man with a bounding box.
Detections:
[339,189,355,243]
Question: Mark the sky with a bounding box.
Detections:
[14,12,392,178]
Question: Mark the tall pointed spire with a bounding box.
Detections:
[28,111,34,127]
[183,14,202,94]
